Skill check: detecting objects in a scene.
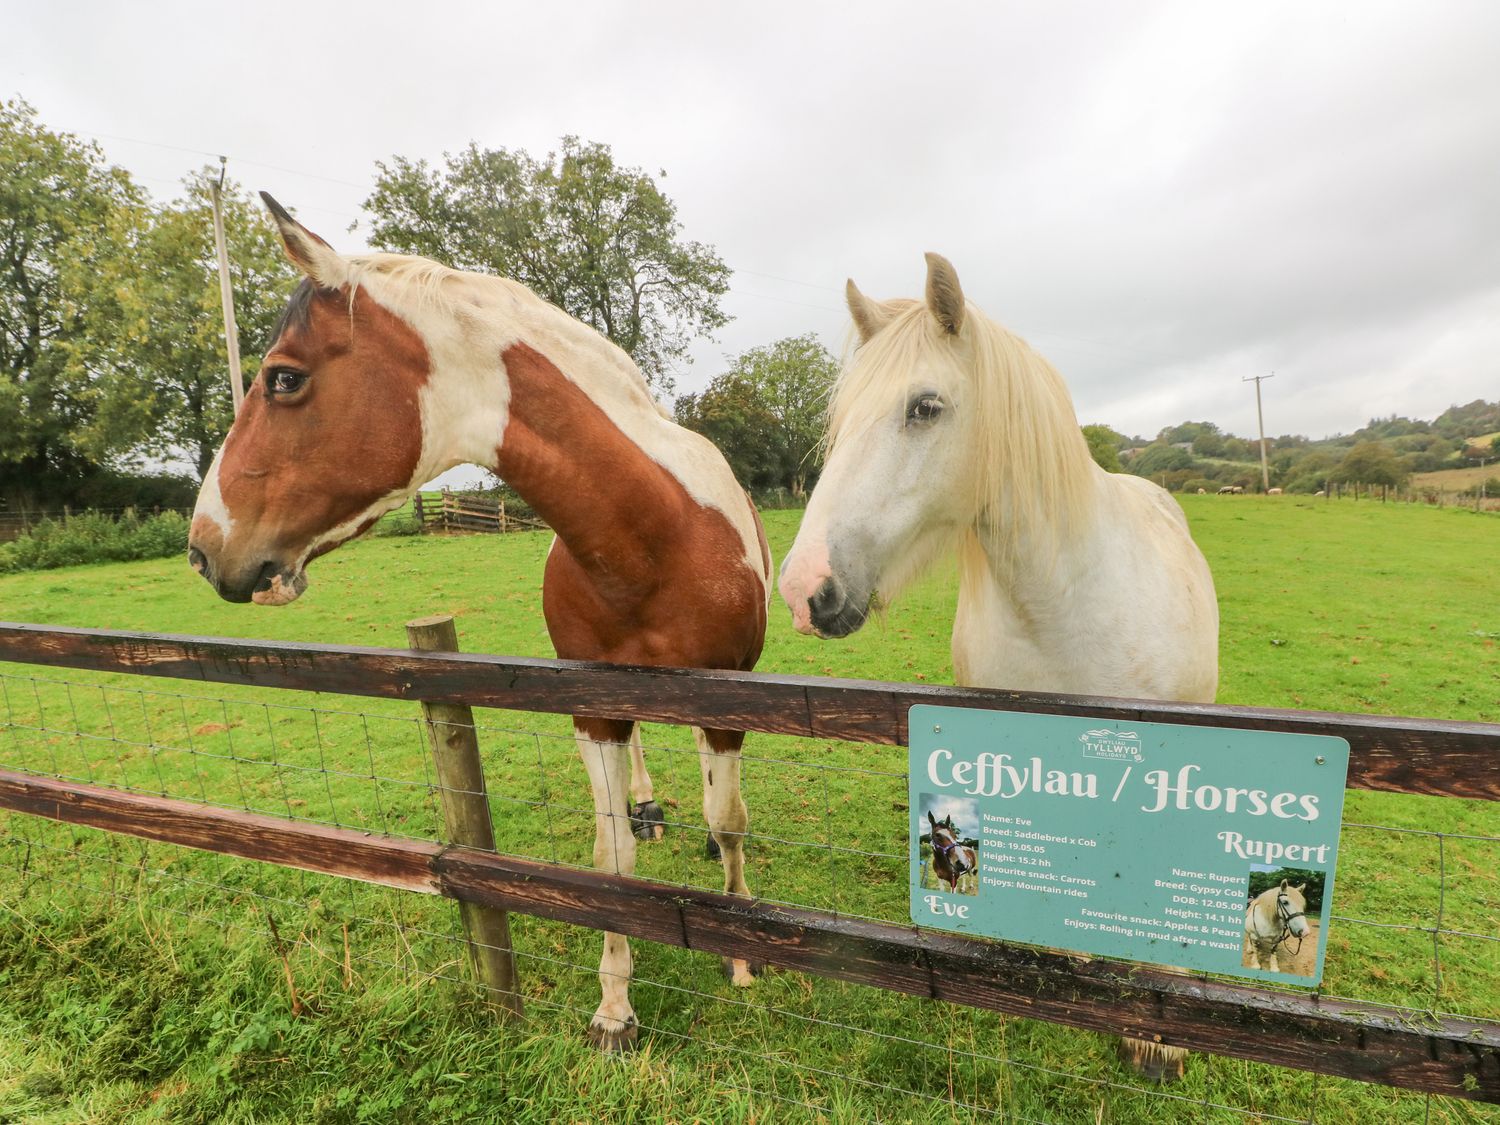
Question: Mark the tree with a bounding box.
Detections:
[676,374,781,491]
[364,137,730,391]
[1220,436,1255,461]
[1128,443,1195,477]
[1190,430,1227,458]
[62,173,299,479]
[1159,420,1219,446]
[1081,424,1123,472]
[1433,399,1500,440]
[1333,441,1406,490]
[676,334,838,494]
[0,99,141,505]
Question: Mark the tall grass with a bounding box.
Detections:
[0,510,191,574]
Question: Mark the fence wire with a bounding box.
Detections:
[0,667,1496,1123]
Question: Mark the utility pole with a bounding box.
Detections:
[1243,372,1275,492]
[210,156,244,414]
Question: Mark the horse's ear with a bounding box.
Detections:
[847,279,895,344]
[260,192,349,289]
[927,810,937,828]
[1279,878,1289,889]
[924,252,965,336]
[1295,883,1306,891]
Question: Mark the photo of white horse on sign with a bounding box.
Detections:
[1243,868,1323,977]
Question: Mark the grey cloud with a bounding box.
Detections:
[5,0,1495,444]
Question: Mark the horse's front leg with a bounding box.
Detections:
[1263,941,1281,973]
[626,726,666,842]
[697,727,759,986]
[576,719,639,1051]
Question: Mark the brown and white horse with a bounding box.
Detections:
[188,195,772,1051]
[926,811,977,894]
[1245,880,1311,973]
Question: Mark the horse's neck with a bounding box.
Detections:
[489,341,685,573]
[1250,895,1280,936]
[968,497,1094,605]
[407,277,762,605]
[395,272,677,565]
[953,472,1127,687]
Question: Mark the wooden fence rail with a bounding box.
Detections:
[1,622,1498,1103]
[411,491,547,534]
[1,623,1497,801]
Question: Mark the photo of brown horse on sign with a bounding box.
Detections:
[918,796,979,895]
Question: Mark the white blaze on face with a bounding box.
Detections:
[781,389,976,634]
[192,446,234,543]
[780,428,877,633]
[778,520,831,635]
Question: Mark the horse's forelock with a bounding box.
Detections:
[268,279,325,347]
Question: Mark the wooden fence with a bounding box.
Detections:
[0,622,1497,1104]
[411,491,547,534]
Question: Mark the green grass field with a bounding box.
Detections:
[0,496,1496,1123]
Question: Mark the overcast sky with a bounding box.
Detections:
[7,1,1498,467]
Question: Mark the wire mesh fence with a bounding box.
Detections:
[0,638,1497,1121]
[5,818,1483,1123]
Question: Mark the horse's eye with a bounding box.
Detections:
[906,395,943,423]
[268,368,307,396]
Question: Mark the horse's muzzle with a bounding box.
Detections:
[189,547,305,606]
[806,576,869,638]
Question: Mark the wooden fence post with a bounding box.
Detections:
[413,493,425,530]
[405,614,525,1019]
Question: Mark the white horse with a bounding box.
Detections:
[779,253,1219,1079]
[1245,880,1311,972]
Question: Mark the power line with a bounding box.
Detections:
[58,123,371,191]
[735,267,842,293]
[731,287,843,314]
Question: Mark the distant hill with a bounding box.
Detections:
[1098,399,1500,495]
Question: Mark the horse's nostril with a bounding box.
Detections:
[188,546,208,575]
[252,561,278,594]
[808,578,842,616]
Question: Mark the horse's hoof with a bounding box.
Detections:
[630,800,666,842]
[705,833,722,861]
[721,957,763,987]
[587,1015,639,1054]
[1117,1037,1185,1083]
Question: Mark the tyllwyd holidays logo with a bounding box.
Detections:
[1079,728,1143,762]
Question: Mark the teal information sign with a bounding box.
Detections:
[909,706,1350,984]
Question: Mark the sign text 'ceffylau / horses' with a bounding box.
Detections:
[909,706,1350,984]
